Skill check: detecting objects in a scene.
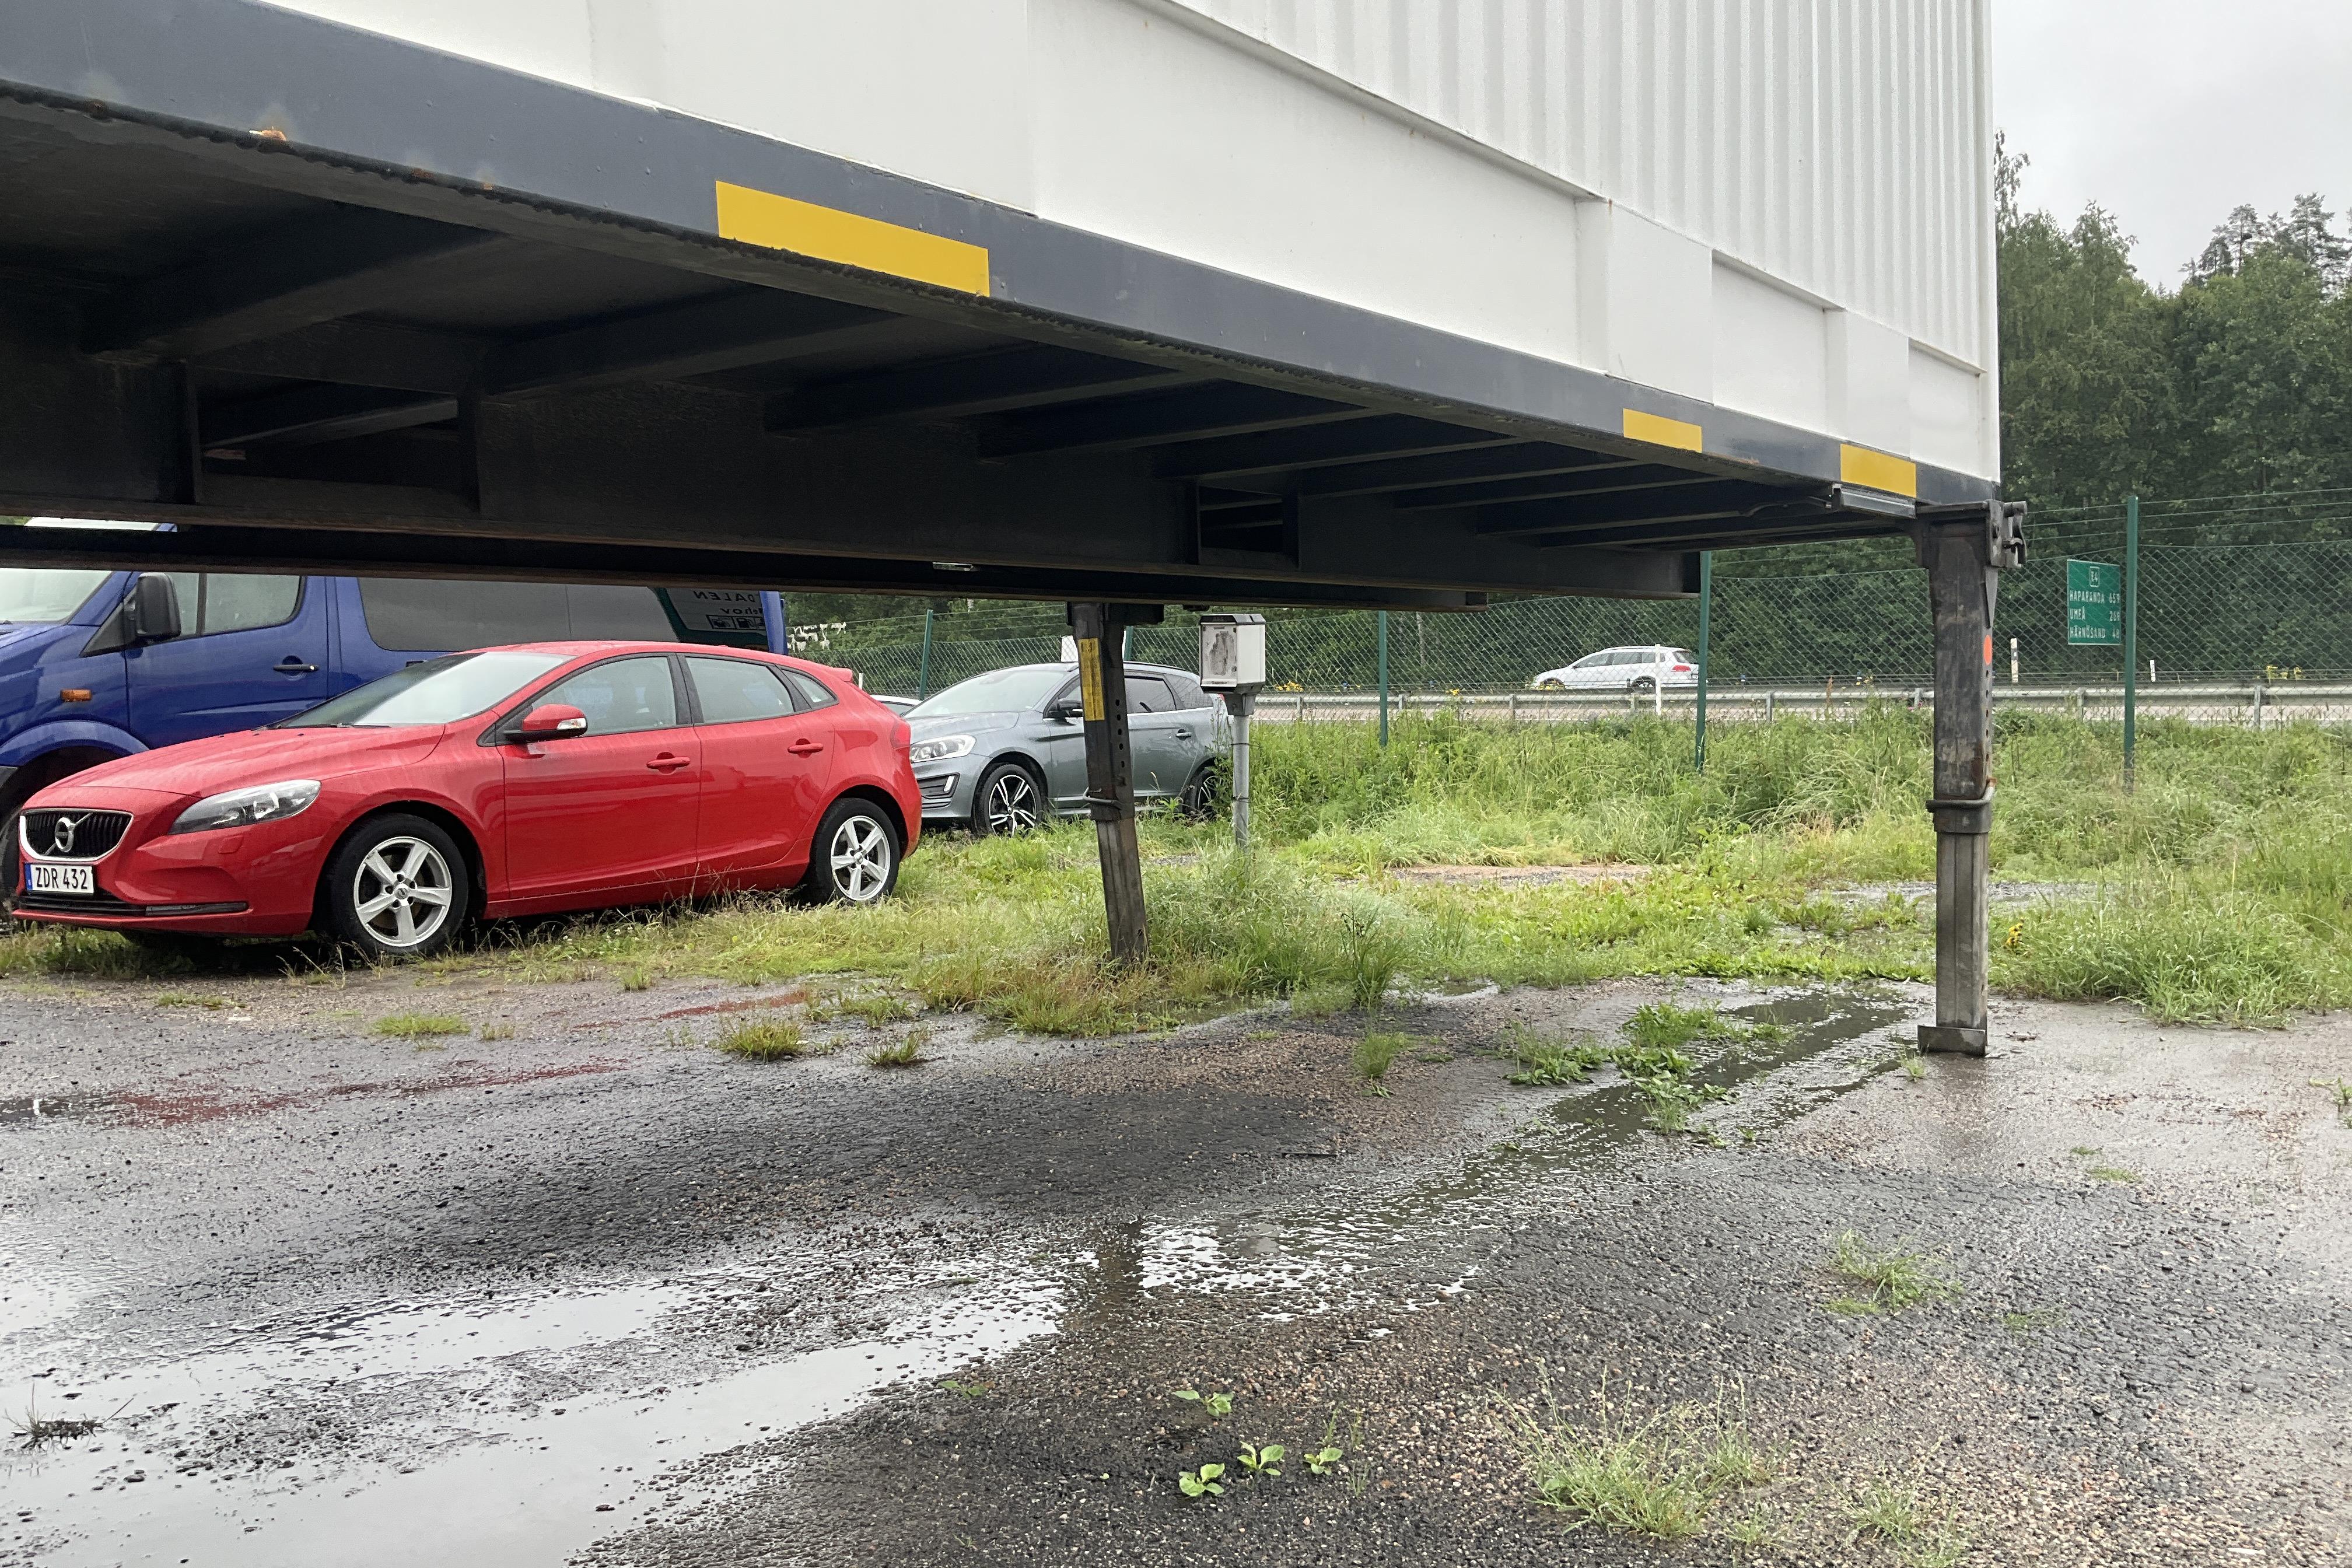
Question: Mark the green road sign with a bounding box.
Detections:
[2066,558,2122,646]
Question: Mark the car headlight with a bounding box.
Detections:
[169,779,322,835]
[908,734,976,765]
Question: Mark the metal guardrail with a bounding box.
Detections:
[1252,681,2352,726]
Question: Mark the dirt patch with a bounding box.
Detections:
[1387,862,1652,888]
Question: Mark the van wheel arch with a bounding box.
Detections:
[2,747,127,906]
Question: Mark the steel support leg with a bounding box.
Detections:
[1917,505,2022,1055]
[1070,601,1149,965]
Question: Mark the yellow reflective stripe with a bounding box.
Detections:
[1840,444,1919,498]
[1076,638,1105,722]
[713,181,991,295]
[1621,408,1703,453]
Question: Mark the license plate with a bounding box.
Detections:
[25,862,94,896]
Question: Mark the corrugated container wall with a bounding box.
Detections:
[270,0,2001,482]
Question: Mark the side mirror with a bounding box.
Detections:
[511,703,589,743]
[125,574,183,645]
[1045,698,1083,723]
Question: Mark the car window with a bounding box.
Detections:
[281,649,570,727]
[1166,672,1211,710]
[1125,675,1176,714]
[907,664,1069,719]
[687,656,796,724]
[1570,653,1604,669]
[536,656,680,736]
[777,667,838,710]
[159,572,303,637]
[1671,649,1696,664]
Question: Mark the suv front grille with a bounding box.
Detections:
[18,809,133,862]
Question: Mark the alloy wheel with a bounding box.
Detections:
[830,815,894,904]
[352,835,455,950]
[983,769,1041,834]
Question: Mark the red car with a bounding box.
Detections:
[10,642,919,958]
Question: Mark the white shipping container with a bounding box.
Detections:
[272,0,2000,482]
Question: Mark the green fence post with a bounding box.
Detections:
[916,607,935,699]
[1695,551,1712,774]
[2123,494,2139,788]
[1377,610,1390,746]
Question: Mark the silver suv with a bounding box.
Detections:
[906,662,1228,834]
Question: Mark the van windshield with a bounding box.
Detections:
[0,568,113,625]
[279,650,571,729]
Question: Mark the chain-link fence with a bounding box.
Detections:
[800,488,2352,731]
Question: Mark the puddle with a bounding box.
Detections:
[0,1062,628,1132]
[1,1255,1063,1566]
[655,991,808,1021]
[0,1095,114,1127]
[1388,863,1651,888]
[0,985,1911,1562]
[1119,988,1917,1320]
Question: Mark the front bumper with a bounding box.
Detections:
[915,768,969,821]
[12,802,328,936]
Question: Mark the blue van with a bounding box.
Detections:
[0,551,788,869]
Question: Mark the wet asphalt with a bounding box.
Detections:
[1,961,2347,1567]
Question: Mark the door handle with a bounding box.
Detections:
[786,738,825,757]
[646,754,692,773]
[274,658,318,675]
[1174,727,1194,739]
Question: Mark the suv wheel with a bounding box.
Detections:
[1177,761,1226,821]
[1629,676,1658,696]
[803,797,901,905]
[321,814,470,959]
[971,761,1045,836]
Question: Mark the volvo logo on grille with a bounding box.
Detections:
[47,815,81,857]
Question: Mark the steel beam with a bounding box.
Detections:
[983,384,1370,457]
[202,385,457,449]
[1477,481,1792,539]
[1206,444,1633,502]
[0,522,1491,609]
[769,348,1193,430]
[1915,503,2024,1056]
[482,290,900,398]
[1154,416,1514,481]
[82,208,502,362]
[1069,601,1152,965]
[191,320,488,394]
[1394,465,1723,512]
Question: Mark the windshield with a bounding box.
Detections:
[907,664,1072,719]
[279,650,570,729]
[0,568,113,625]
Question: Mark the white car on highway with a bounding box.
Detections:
[1532,645,1699,694]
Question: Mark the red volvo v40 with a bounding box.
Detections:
[11,643,919,958]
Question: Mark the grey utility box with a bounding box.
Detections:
[1198,614,1267,694]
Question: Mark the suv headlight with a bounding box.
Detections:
[169,779,321,835]
[908,734,975,765]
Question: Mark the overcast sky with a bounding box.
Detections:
[1991,0,2352,287]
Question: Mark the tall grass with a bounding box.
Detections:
[7,712,2348,1029]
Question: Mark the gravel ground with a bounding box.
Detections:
[0,962,2346,1567]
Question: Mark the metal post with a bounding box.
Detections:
[1376,610,1390,746]
[1069,602,1147,965]
[1695,551,1712,774]
[916,607,935,700]
[1226,692,1255,850]
[1916,504,2021,1057]
[2123,495,2139,787]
